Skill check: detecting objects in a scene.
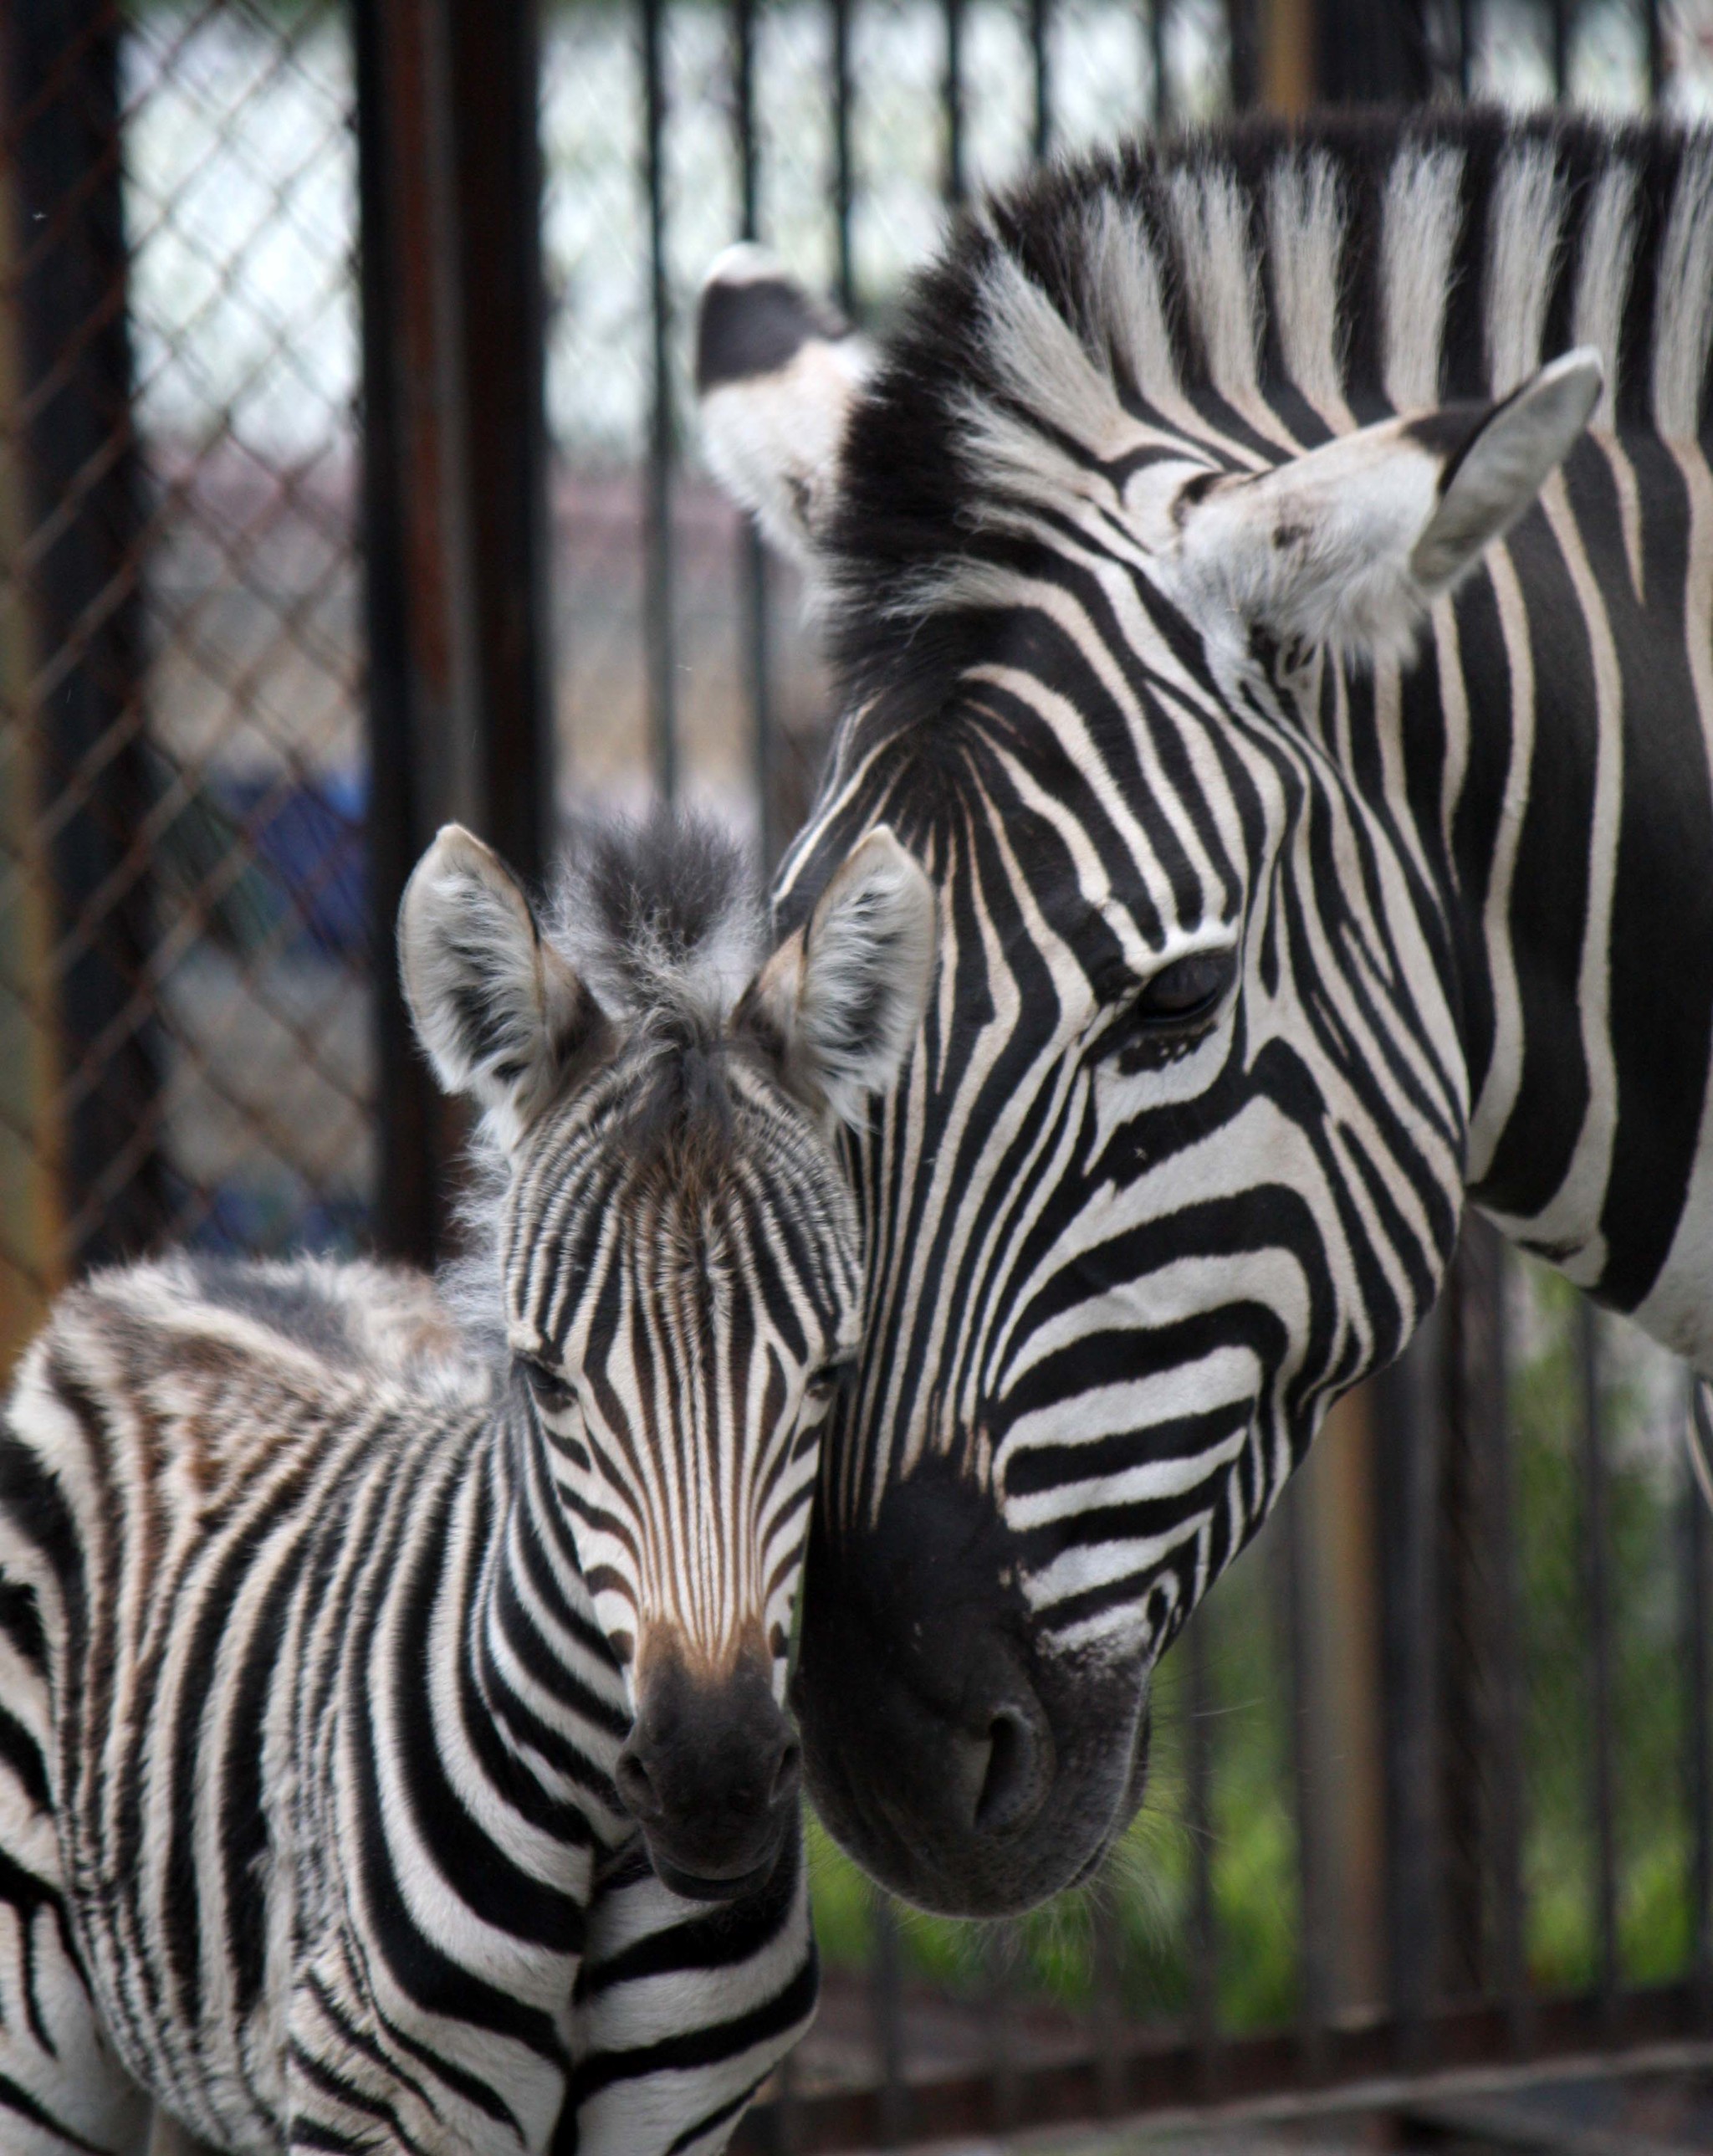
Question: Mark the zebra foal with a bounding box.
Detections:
[0,812,933,2154]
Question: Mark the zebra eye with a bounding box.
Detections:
[1100,949,1236,1068]
[522,1359,577,1415]
[805,1360,851,1402]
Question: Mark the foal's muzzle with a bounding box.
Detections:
[616,1641,802,1901]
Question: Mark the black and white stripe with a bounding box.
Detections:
[0,812,931,2149]
[698,108,1713,1915]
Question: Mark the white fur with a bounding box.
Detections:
[1166,166,1262,417]
[1382,144,1463,412]
[1266,151,1350,425]
[1168,349,1603,666]
[979,243,1133,455]
[1572,162,1639,431]
[697,248,872,566]
[1654,140,1713,439]
[1081,196,1180,409]
[1485,144,1569,397]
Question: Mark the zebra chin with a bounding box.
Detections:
[793,1461,1152,1917]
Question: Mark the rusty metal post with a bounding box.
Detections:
[355,0,550,1266]
[2,0,162,1274]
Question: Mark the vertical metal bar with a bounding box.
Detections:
[1151,0,1169,129]
[355,0,473,1267]
[1282,1478,1328,2074]
[984,1923,1020,2132]
[1030,0,1051,163]
[1439,1227,1494,1998]
[1186,1605,1219,2087]
[3,0,162,1270]
[732,0,776,868]
[943,0,965,207]
[1376,1307,1445,2066]
[1090,1887,1126,2116]
[764,2047,799,2155]
[641,0,677,802]
[1577,1298,1619,2032]
[1227,0,1260,109]
[1549,0,1568,100]
[1458,0,1473,100]
[1645,0,1664,103]
[356,0,545,1259]
[445,0,552,888]
[1687,1382,1711,2025]
[1476,1226,1529,2051]
[831,0,855,317]
[871,1891,908,2145]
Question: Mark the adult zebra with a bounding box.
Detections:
[697,107,1713,1917]
[0,811,932,2153]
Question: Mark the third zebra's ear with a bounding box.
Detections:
[696,244,873,567]
[399,825,603,1153]
[740,828,937,1127]
[1170,346,1603,666]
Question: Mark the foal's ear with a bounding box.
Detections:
[743,828,936,1126]
[1170,346,1603,665]
[399,825,601,1151]
[696,244,873,568]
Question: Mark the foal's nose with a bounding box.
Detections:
[616,1639,801,1900]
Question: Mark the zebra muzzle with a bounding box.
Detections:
[616,1636,802,1901]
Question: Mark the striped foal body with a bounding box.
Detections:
[697,108,1713,1914]
[0,815,931,2152]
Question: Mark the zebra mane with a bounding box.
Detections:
[548,808,762,1032]
[824,105,1713,694]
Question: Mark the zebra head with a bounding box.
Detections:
[400,814,933,1898]
[698,151,1606,1915]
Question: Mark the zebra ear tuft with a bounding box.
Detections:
[1171,347,1602,666]
[696,244,873,567]
[743,827,936,1126]
[399,825,601,1152]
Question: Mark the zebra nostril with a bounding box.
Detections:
[973,1701,1049,1836]
[614,1742,662,1823]
[770,1734,802,1808]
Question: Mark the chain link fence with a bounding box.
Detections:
[1,0,365,1374]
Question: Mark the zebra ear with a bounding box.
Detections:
[696,244,873,567]
[742,828,936,1126]
[399,825,602,1152]
[1172,347,1603,664]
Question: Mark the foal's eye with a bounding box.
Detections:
[1100,948,1236,1065]
[523,1360,577,1415]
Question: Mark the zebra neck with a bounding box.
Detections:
[1373,436,1713,1330]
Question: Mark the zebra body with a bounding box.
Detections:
[0,816,933,2151]
[698,110,1713,1914]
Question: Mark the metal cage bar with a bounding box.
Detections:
[641,0,678,804]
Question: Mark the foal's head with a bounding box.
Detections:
[400,813,933,1897]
